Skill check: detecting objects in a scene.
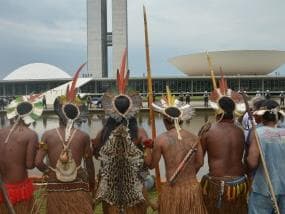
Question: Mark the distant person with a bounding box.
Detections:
[256,90,261,97]
[0,98,4,110]
[185,92,191,104]
[178,92,184,103]
[87,95,92,109]
[203,91,209,107]
[42,95,47,109]
[265,90,271,100]
[0,96,43,213]
[280,91,284,106]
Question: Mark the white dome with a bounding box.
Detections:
[3,63,71,80]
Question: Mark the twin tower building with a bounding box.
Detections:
[87,0,128,78]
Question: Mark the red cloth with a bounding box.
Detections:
[0,178,34,204]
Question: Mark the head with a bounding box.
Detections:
[162,107,183,130]
[15,101,34,126]
[54,97,80,126]
[252,99,266,124]
[257,100,283,125]
[217,96,235,120]
[114,95,131,115]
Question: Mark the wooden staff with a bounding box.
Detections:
[242,92,280,214]
[206,52,217,89]
[169,141,198,185]
[143,5,162,193]
[0,174,16,214]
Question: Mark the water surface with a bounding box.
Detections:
[0,111,214,179]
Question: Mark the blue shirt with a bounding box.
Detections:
[252,126,285,196]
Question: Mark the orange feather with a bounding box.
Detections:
[67,62,86,102]
[117,48,128,94]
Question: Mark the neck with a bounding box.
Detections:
[263,121,277,128]
[219,118,234,123]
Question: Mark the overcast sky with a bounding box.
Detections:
[0,0,285,79]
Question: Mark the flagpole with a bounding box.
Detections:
[143,5,162,193]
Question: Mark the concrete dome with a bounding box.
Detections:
[169,50,285,76]
[3,63,71,80]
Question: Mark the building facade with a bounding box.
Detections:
[87,0,128,78]
[1,75,285,97]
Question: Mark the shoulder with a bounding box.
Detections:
[75,129,90,140]
[42,128,57,138]
[155,133,169,145]
[198,122,212,137]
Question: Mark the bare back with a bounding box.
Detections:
[43,127,90,168]
[0,125,38,183]
[201,121,245,177]
[156,128,203,183]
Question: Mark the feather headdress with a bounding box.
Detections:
[5,94,43,143]
[152,86,194,140]
[206,53,245,116]
[101,49,142,121]
[55,63,86,142]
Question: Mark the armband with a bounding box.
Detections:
[143,139,154,148]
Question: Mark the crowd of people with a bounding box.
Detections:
[0,55,285,214]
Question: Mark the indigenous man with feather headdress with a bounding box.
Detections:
[92,50,152,214]
[35,64,95,214]
[0,94,43,213]
[199,72,248,214]
[144,86,207,214]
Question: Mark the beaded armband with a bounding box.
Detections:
[38,141,48,151]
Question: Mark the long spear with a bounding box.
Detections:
[206,52,217,89]
[143,5,162,193]
[241,92,280,214]
[0,174,16,214]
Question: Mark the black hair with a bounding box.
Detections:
[17,102,33,115]
[94,116,139,158]
[114,95,130,114]
[261,100,280,122]
[165,107,181,118]
[63,104,79,120]
[218,96,235,119]
[253,99,266,111]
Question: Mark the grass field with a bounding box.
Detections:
[33,188,159,214]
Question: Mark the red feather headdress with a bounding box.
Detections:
[206,52,245,116]
[117,49,129,94]
[66,62,86,102]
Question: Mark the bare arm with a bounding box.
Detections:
[247,131,260,171]
[35,132,49,172]
[200,133,207,156]
[146,138,162,170]
[194,140,204,172]
[92,130,102,159]
[84,136,95,192]
[26,131,38,169]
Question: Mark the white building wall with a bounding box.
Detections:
[112,0,128,76]
[87,0,108,78]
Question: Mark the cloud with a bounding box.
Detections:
[0,0,285,79]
